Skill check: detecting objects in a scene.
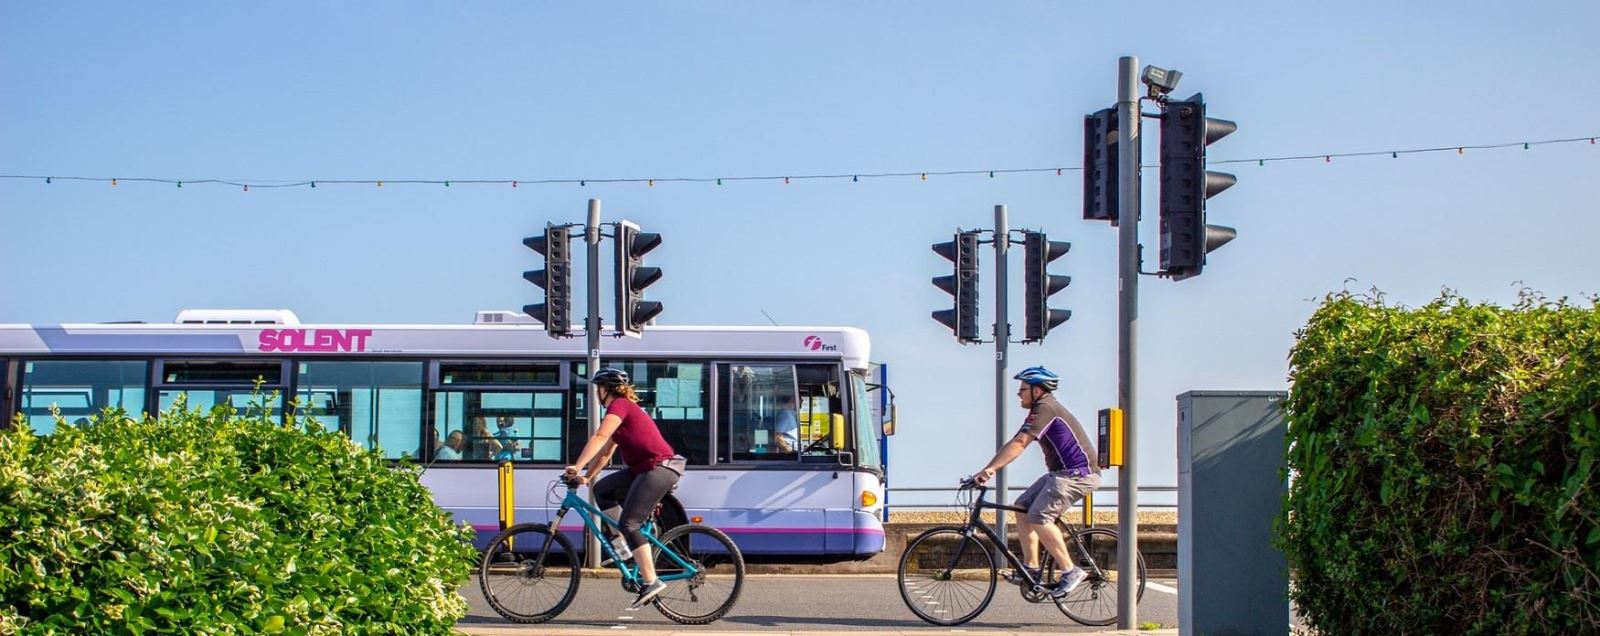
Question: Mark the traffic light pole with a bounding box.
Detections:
[1115,55,1141,630]
[584,197,603,569]
[992,204,1010,552]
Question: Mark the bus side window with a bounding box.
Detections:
[717,363,799,463]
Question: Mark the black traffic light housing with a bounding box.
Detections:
[1083,108,1119,223]
[523,224,572,338]
[1159,93,1238,281]
[932,231,981,343]
[1023,231,1072,342]
[615,220,663,337]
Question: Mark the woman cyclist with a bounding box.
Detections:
[564,367,686,609]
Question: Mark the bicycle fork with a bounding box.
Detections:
[525,506,570,572]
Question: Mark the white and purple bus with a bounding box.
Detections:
[0,309,892,561]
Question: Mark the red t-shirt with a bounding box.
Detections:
[606,398,676,475]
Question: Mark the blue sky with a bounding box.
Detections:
[4,2,1598,503]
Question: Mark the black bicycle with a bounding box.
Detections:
[895,478,1146,626]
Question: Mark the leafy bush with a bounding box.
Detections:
[1280,291,1599,634]
[0,398,477,635]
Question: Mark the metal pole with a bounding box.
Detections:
[1115,55,1142,629]
[584,198,603,568]
[993,204,1010,549]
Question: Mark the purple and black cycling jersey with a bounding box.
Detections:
[1018,394,1098,474]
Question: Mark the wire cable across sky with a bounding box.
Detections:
[1,135,1594,191]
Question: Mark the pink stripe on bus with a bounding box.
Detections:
[470,523,884,535]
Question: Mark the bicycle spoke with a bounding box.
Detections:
[650,525,745,624]
[479,524,579,624]
[1050,527,1145,627]
[897,527,996,626]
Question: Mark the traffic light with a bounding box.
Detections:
[1082,108,1119,223]
[614,220,663,338]
[931,231,980,343]
[1022,231,1072,342]
[522,223,572,338]
[1159,93,1237,281]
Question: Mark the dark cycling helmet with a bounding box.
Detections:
[590,367,630,387]
[1013,366,1059,392]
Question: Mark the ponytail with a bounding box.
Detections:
[612,384,641,403]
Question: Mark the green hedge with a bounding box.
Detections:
[1280,292,1600,634]
[0,399,477,635]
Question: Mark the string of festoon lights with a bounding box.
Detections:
[1,135,1593,191]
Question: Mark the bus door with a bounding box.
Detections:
[429,360,568,535]
[717,362,869,554]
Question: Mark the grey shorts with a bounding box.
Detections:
[1013,471,1101,525]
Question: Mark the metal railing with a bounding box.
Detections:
[885,484,1178,510]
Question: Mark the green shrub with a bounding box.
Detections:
[1280,291,1600,634]
[0,398,477,635]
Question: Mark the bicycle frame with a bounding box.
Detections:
[537,484,699,584]
[946,484,1105,591]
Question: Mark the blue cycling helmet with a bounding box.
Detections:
[1013,366,1060,392]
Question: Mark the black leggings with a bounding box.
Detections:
[593,465,680,549]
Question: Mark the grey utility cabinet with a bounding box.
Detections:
[1177,391,1290,636]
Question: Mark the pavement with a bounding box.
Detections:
[457,574,1181,634]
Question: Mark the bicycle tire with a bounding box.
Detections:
[896,526,997,626]
[649,524,745,625]
[478,523,581,624]
[1052,526,1146,626]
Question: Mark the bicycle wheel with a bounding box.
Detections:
[896,526,997,626]
[649,524,745,625]
[478,523,580,624]
[1052,526,1146,626]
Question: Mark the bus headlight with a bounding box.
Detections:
[861,490,878,508]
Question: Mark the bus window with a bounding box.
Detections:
[19,360,147,434]
[294,361,424,460]
[438,361,561,386]
[717,363,799,462]
[572,361,711,465]
[851,372,881,468]
[156,360,285,420]
[433,390,564,463]
[796,365,846,459]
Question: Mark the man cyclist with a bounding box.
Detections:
[564,367,687,609]
[970,365,1101,598]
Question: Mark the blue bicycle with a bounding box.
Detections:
[478,476,745,624]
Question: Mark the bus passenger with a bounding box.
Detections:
[435,430,465,460]
[494,415,521,460]
[467,416,503,460]
[566,367,686,609]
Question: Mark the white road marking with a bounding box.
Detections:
[1146,581,1178,594]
